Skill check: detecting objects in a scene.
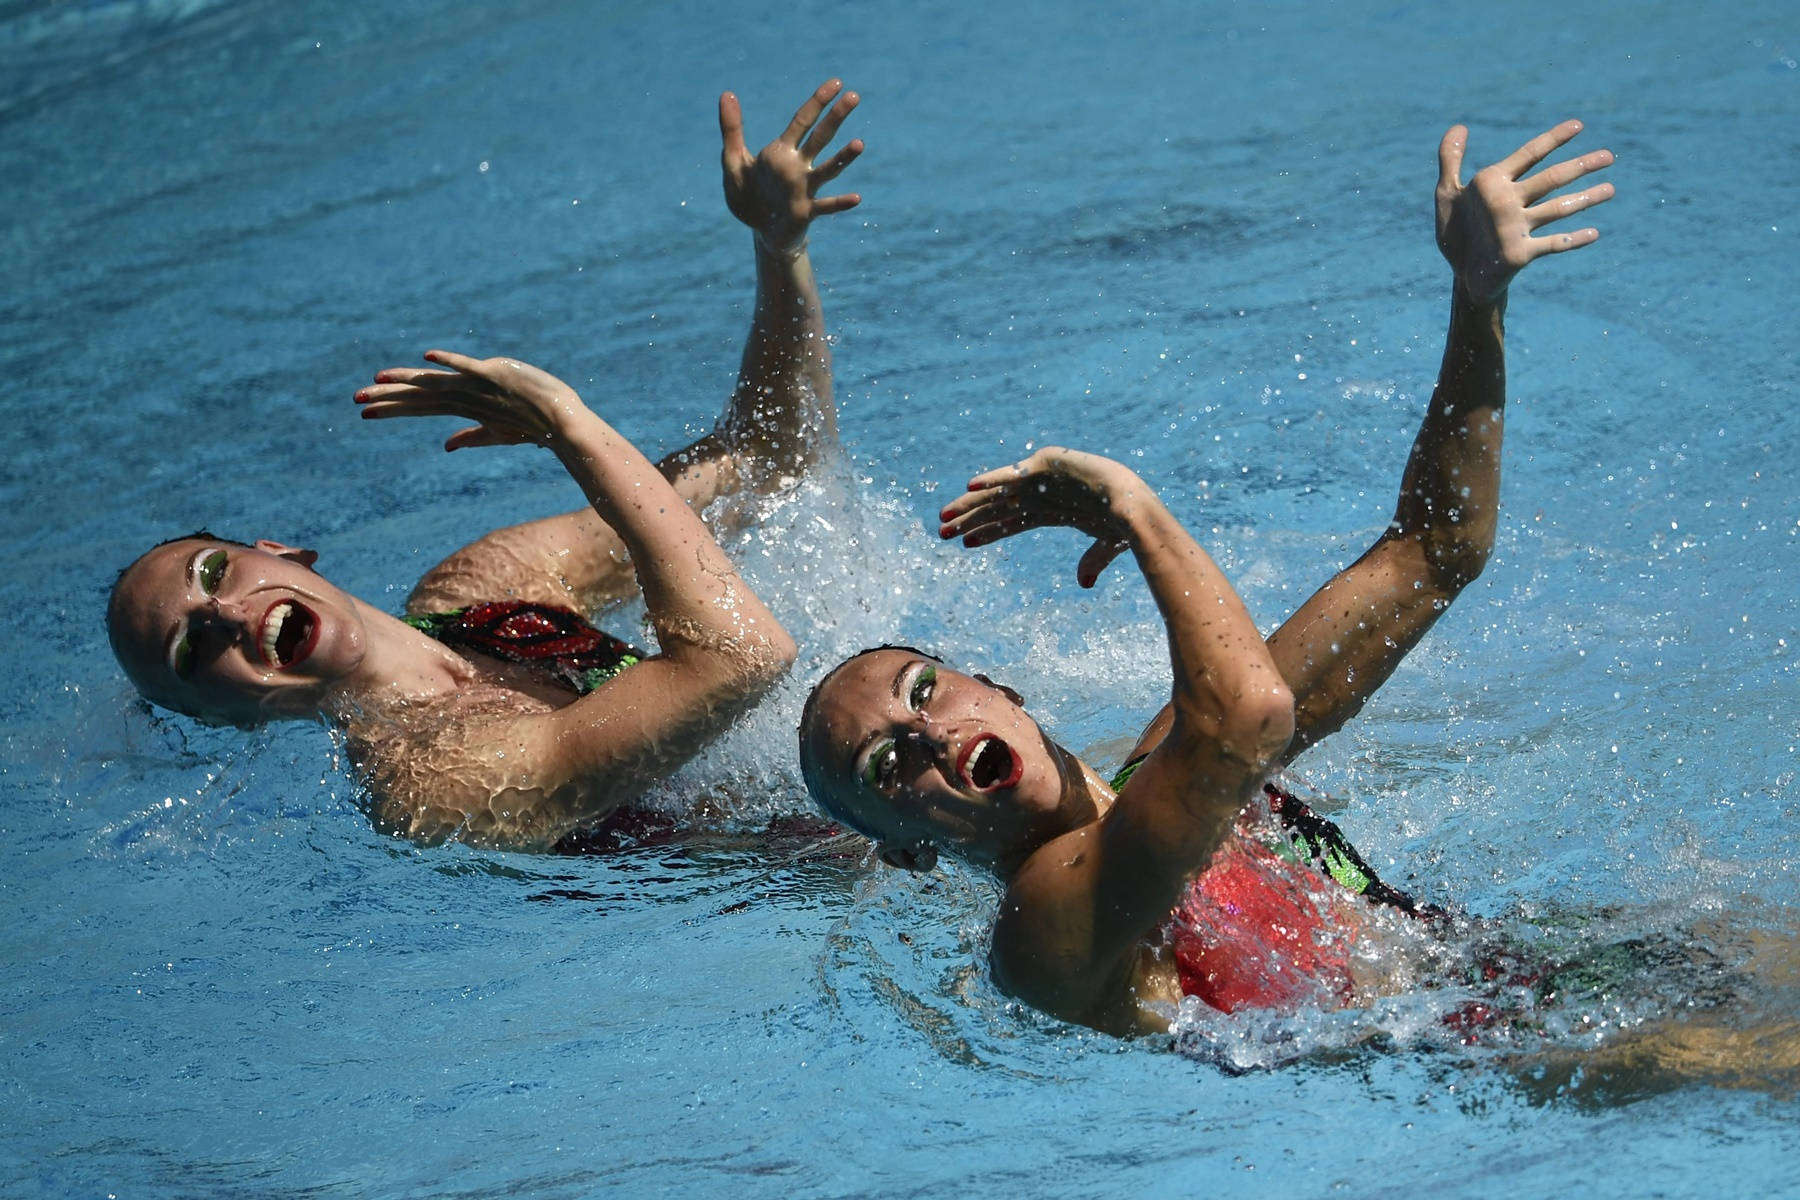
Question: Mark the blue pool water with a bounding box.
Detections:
[5,0,1800,1194]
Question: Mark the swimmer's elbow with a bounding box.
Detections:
[1232,679,1296,771]
[731,629,801,705]
[1428,535,1493,593]
[1413,513,1497,594]
[766,625,799,676]
[1187,677,1294,772]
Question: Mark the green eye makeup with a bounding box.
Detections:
[862,741,899,790]
[198,550,227,594]
[909,664,936,709]
[172,636,195,680]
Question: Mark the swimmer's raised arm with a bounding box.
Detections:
[1263,120,1615,757]
[405,81,863,618]
[940,450,1294,1025]
[356,352,795,847]
[699,79,862,488]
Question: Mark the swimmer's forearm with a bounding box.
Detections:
[719,237,837,482]
[553,412,736,587]
[1389,285,1508,588]
[1117,491,1294,767]
[551,410,792,661]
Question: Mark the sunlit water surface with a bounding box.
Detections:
[4,0,1799,1195]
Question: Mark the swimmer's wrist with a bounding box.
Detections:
[1451,273,1509,316]
[754,232,809,262]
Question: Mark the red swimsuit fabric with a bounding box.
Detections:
[1165,831,1357,1013]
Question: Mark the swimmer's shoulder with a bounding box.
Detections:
[347,688,587,850]
[988,822,1180,1035]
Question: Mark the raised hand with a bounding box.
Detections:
[355,351,590,451]
[720,79,863,256]
[939,447,1142,587]
[1435,120,1615,305]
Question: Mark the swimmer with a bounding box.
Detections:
[800,120,1617,1034]
[108,80,866,852]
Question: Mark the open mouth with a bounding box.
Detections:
[957,734,1023,792]
[259,600,319,669]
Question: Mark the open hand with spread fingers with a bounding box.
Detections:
[720,78,864,257]
[939,447,1143,588]
[354,351,592,451]
[1435,120,1615,305]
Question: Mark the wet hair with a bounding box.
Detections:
[796,644,945,839]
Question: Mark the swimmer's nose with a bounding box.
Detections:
[897,729,954,783]
[194,596,250,637]
[906,713,963,765]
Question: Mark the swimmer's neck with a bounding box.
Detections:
[987,746,1117,878]
[318,602,480,725]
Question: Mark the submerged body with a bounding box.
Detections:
[801,120,1620,1035]
[108,82,867,851]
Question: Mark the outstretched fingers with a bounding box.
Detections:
[938,480,1091,546]
[1437,124,1469,193]
[811,190,862,217]
[810,138,863,187]
[963,459,1042,493]
[718,91,748,164]
[1494,119,1585,181]
[780,79,843,148]
[940,479,1028,541]
[419,347,496,378]
[355,390,468,421]
[1523,223,1602,261]
[356,361,473,418]
[363,367,455,388]
[1519,146,1614,201]
[943,511,1030,547]
[800,90,858,161]
[1524,179,1614,228]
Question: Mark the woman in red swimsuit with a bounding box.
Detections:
[799,120,1616,1034]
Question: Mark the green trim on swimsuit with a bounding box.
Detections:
[403,610,460,638]
[1109,755,1375,897]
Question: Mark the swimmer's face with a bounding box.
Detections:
[107,537,368,727]
[800,648,1074,872]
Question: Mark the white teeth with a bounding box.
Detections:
[971,739,1004,786]
[262,602,293,665]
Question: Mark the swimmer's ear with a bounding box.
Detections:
[973,674,1023,706]
[878,842,938,873]
[254,539,319,568]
